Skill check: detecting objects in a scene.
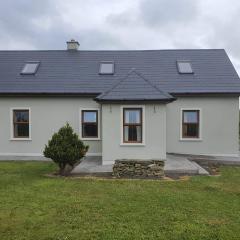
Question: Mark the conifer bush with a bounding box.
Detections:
[44,123,89,176]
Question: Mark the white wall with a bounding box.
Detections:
[101,104,167,165]
[166,96,239,156]
[0,97,101,156]
[0,96,238,161]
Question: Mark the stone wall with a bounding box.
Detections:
[113,159,165,178]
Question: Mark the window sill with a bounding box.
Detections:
[179,138,202,142]
[81,138,101,141]
[120,143,145,146]
[10,138,32,141]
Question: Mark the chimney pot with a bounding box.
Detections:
[67,39,79,50]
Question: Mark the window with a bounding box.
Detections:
[81,110,98,138]
[12,109,30,139]
[177,61,193,74]
[21,62,40,75]
[123,108,142,143]
[99,62,114,74]
[182,110,200,138]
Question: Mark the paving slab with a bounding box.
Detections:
[165,154,204,175]
[71,156,113,174]
[188,154,240,166]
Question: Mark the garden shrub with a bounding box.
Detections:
[44,123,89,176]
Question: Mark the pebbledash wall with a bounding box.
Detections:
[101,104,167,165]
[166,96,239,157]
[0,97,102,158]
[0,96,238,162]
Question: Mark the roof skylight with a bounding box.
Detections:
[21,62,40,75]
[99,62,114,75]
[177,61,193,74]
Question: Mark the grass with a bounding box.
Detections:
[0,162,240,240]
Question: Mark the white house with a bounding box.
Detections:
[0,40,239,165]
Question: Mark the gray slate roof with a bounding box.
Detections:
[96,69,175,102]
[0,49,239,96]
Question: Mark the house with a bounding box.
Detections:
[0,40,239,165]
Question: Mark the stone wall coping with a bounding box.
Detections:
[115,159,166,163]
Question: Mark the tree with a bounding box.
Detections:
[43,123,89,176]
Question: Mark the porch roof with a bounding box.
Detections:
[95,69,175,103]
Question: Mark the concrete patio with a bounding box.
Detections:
[71,156,113,174]
[164,154,209,175]
[71,154,211,176]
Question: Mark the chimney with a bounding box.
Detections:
[67,39,79,50]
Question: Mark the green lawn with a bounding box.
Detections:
[0,162,240,240]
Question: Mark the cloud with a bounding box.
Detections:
[201,1,240,61]
[0,0,124,50]
[0,0,64,49]
[77,29,125,50]
[139,0,199,27]
[106,11,136,27]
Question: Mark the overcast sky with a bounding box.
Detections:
[1,0,240,74]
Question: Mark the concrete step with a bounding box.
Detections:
[190,161,210,175]
[164,168,199,175]
[89,164,113,173]
[165,155,199,175]
[70,172,113,177]
[71,162,113,174]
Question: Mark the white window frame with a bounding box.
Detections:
[10,107,32,141]
[79,108,100,140]
[120,105,145,146]
[180,108,202,141]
